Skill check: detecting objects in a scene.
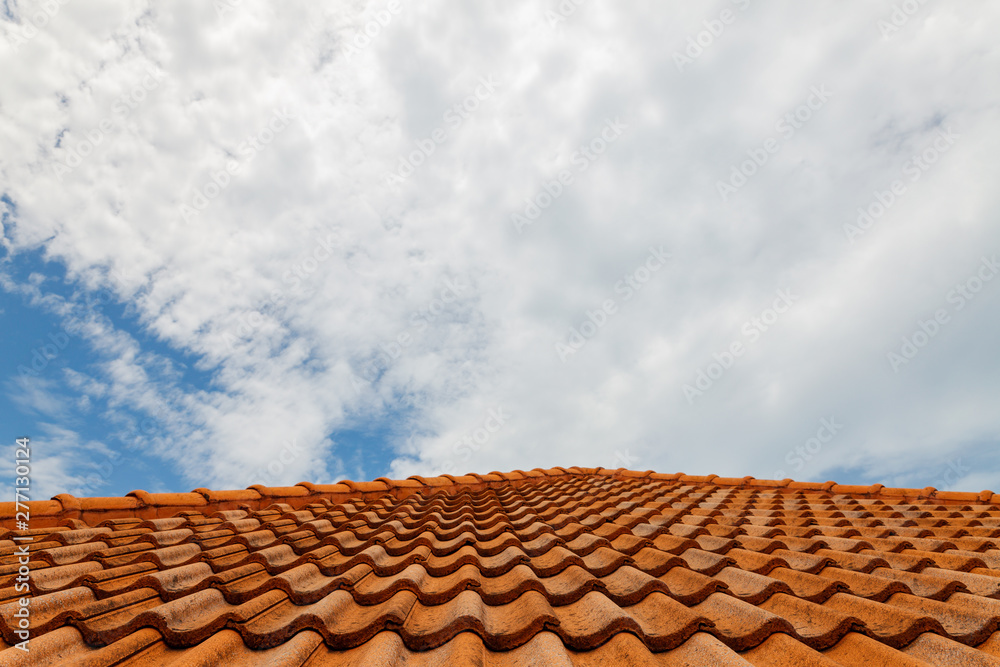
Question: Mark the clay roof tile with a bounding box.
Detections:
[680,474,719,483]
[249,484,311,498]
[127,490,208,507]
[935,491,984,503]
[2,467,998,663]
[78,496,143,511]
[193,488,262,503]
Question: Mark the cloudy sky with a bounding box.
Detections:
[1,0,998,499]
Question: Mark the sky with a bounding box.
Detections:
[1,0,999,500]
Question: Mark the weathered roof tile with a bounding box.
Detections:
[4,468,1000,663]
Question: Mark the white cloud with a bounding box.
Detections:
[1,1,999,491]
[4,375,71,419]
[2,423,114,498]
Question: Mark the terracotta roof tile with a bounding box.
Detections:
[7,468,1000,663]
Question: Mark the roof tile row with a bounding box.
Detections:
[5,469,1000,664]
[8,468,1000,529]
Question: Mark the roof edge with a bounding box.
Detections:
[3,468,997,528]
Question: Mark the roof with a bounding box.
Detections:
[5,468,1000,665]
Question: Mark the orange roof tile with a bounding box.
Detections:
[4,468,1000,664]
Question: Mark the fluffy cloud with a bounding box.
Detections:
[1,1,999,492]
[2,421,114,498]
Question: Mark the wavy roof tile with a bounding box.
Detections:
[5,468,1000,664]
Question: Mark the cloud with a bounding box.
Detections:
[2,423,114,498]
[5,376,71,419]
[1,1,999,492]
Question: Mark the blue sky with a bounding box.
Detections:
[1,1,999,500]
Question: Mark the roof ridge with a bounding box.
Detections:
[2,468,997,529]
